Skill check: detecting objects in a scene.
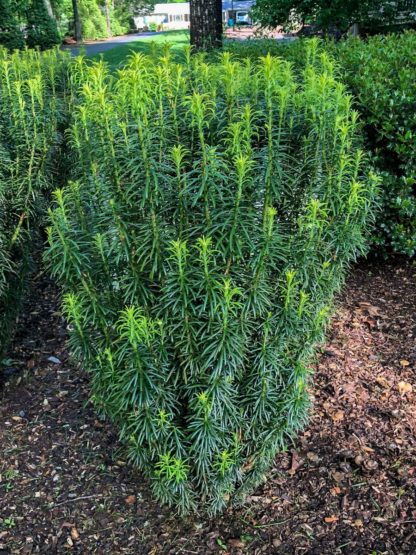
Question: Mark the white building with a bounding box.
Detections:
[133,4,190,31]
[133,1,254,31]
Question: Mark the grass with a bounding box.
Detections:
[89,30,190,69]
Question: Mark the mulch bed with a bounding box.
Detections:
[1,258,415,555]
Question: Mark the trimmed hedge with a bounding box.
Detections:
[47,48,377,513]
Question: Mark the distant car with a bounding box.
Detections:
[297,24,342,39]
[235,10,252,25]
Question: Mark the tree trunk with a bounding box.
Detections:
[104,0,112,37]
[349,23,361,36]
[72,0,82,42]
[190,0,223,51]
[42,0,55,20]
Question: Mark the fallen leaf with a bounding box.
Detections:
[332,410,345,422]
[363,459,378,471]
[306,451,320,463]
[398,381,413,395]
[125,495,136,505]
[288,451,301,475]
[332,471,345,483]
[228,539,245,548]
[354,454,364,466]
[242,457,254,471]
[70,528,79,541]
[358,302,380,316]
[400,360,410,367]
[376,376,390,389]
[324,516,338,523]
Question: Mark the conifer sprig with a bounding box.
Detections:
[0,47,69,356]
[47,45,378,514]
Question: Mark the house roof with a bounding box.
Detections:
[222,1,255,10]
[154,3,190,14]
[152,1,255,13]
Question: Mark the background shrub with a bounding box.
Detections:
[47,47,377,514]
[0,0,25,50]
[109,11,129,37]
[334,32,416,256]
[26,0,61,50]
[225,33,416,256]
[79,0,108,39]
[0,47,68,358]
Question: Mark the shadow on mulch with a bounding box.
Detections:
[1,258,416,555]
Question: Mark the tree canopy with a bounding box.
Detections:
[251,0,410,33]
[0,0,60,49]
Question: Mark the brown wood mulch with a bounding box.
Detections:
[0,258,415,555]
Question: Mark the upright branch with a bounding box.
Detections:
[46,44,378,515]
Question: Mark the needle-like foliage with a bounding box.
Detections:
[0,47,69,356]
[47,46,378,514]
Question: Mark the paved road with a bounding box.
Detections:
[62,31,165,56]
[62,30,296,57]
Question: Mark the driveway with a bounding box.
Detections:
[62,29,296,57]
[61,31,165,56]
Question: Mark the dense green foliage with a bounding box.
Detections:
[0,47,68,357]
[0,0,25,50]
[47,47,377,513]
[54,0,155,40]
[334,32,416,256]
[26,0,61,49]
[78,0,109,39]
[251,0,416,34]
[0,0,60,50]
[226,33,416,256]
[0,0,154,46]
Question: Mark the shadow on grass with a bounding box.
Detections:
[88,30,190,69]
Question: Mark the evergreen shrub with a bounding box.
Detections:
[79,0,108,39]
[47,48,378,513]
[334,32,416,256]
[26,0,61,50]
[0,47,68,356]
[0,0,25,50]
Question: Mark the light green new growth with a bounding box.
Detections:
[0,47,69,355]
[47,45,378,514]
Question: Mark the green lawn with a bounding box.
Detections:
[89,30,190,68]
